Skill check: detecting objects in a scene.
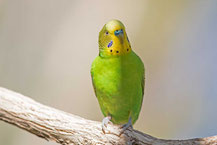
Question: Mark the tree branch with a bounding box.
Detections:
[0,87,216,145]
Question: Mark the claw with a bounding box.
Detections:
[119,117,133,136]
[102,116,112,134]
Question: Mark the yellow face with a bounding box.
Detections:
[98,20,132,57]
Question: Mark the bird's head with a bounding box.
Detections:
[98,20,131,57]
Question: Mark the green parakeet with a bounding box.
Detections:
[91,20,145,132]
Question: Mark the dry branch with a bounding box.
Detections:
[0,87,216,145]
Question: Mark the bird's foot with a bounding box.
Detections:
[119,117,133,136]
[102,116,112,134]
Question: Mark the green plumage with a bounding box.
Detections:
[91,20,145,125]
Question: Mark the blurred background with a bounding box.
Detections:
[0,0,217,144]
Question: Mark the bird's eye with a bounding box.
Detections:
[106,31,109,35]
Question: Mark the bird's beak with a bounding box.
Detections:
[114,29,124,44]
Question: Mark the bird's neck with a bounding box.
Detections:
[99,39,132,58]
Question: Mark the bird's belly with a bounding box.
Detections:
[96,72,142,124]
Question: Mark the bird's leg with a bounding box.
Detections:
[119,117,133,135]
[102,116,112,134]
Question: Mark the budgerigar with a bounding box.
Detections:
[91,20,145,133]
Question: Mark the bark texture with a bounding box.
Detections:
[0,87,216,145]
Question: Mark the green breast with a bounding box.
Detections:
[91,51,144,124]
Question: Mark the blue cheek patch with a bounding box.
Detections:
[107,40,113,48]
